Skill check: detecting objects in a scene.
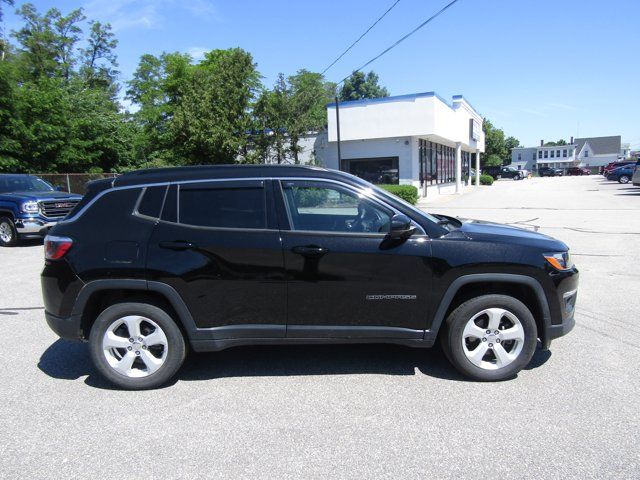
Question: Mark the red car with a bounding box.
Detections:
[603,161,635,176]
[566,167,591,176]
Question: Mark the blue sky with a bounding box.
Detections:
[4,0,640,148]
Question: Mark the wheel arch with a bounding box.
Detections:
[0,209,15,220]
[73,279,198,341]
[428,274,551,348]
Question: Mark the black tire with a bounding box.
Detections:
[0,216,18,247]
[619,175,630,184]
[513,174,522,181]
[440,294,538,381]
[89,302,187,390]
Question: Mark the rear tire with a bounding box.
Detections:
[0,217,18,247]
[440,294,538,381]
[89,302,187,390]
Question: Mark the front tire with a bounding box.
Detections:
[440,295,538,381]
[0,217,18,247]
[619,175,630,184]
[89,302,186,390]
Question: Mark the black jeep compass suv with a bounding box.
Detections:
[42,165,578,389]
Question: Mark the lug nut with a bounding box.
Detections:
[488,343,493,347]
[496,338,501,343]
[142,345,147,350]
[482,337,487,342]
[127,346,132,351]
[138,337,143,342]
[494,330,500,335]
[129,338,134,343]
[135,351,140,355]
[486,330,491,334]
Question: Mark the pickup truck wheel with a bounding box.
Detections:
[440,294,537,381]
[0,217,18,247]
[89,302,186,390]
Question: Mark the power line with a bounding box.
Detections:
[337,0,461,85]
[322,0,402,75]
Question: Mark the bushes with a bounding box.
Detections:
[480,174,494,186]
[379,184,419,205]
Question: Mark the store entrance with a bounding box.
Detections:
[340,157,399,185]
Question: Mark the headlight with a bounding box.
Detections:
[21,201,39,213]
[544,252,573,271]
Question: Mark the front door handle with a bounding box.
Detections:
[291,245,329,257]
[159,241,197,251]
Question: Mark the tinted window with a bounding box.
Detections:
[178,184,266,229]
[282,180,392,233]
[0,175,54,193]
[161,185,177,223]
[137,186,167,218]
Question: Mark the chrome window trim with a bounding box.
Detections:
[58,175,426,236]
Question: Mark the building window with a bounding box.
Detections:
[550,150,555,158]
[556,150,560,157]
[584,150,589,157]
[517,153,521,161]
[341,157,399,184]
[563,149,567,157]
[544,151,548,158]
[538,151,542,159]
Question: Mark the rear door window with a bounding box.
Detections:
[177,181,266,229]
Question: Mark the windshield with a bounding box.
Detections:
[368,183,442,224]
[0,176,54,193]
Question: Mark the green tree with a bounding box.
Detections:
[544,139,567,146]
[171,48,261,164]
[80,21,118,92]
[339,70,389,101]
[0,0,14,59]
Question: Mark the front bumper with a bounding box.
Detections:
[45,311,82,341]
[14,217,57,236]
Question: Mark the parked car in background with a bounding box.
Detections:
[538,167,564,177]
[41,165,578,389]
[632,160,640,186]
[484,165,526,180]
[566,167,591,176]
[606,165,635,184]
[603,161,636,176]
[0,174,83,247]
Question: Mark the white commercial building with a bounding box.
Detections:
[511,136,623,172]
[312,92,485,197]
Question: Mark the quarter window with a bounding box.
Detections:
[178,182,266,229]
[137,186,167,218]
[281,181,392,234]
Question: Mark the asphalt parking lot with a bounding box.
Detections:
[0,175,638,479]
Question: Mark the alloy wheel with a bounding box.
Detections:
[0,221,13,243]
[102,315,168,378]
[462,308,525,370]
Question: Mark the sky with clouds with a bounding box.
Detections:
[3,0,639,148]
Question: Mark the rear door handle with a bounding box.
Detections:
[291,245,329,257]
[159,241,197,251]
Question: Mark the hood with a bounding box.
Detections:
[457,218,568,251]
[0,191,83,201]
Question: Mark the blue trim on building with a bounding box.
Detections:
[327,91,454,109]
[452,95,481,115]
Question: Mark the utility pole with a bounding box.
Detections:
[334,95,342,169]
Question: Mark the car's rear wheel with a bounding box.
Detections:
[89,302,186,390]
[440,294,537,381]
[619,175,630,184]
[0,217,18,247]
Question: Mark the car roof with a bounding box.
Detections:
[113,164,365,187]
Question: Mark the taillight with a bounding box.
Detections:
[44,235,73,260]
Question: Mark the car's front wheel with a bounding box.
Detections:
[619,175,630,184]
[0,217,18,247]
[89,302,187,390]
[440,294,538,381]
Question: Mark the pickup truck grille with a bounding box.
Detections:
[39,199,80,219]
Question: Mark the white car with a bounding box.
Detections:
[632,161,640,186]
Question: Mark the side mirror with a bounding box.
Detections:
[55,186,66,192]
[387,213,416,240]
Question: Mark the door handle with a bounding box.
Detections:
[159,241,197,251]
[291,245,329,257]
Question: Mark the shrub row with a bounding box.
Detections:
[480,174,494,185]
[379,184,419,205]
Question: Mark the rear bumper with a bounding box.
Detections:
[45,311,82,341]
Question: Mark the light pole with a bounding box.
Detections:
[334,95,342,169]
